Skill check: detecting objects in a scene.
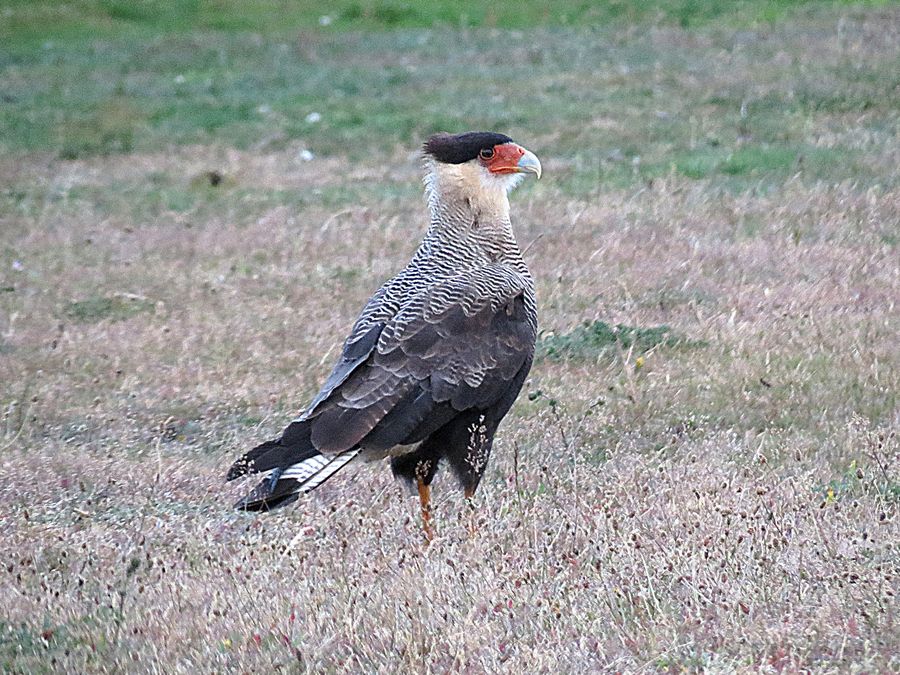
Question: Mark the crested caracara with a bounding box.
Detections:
[227,131,541,540]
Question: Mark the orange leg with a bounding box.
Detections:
[417,479,434,543]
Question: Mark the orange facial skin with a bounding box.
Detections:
[483,143,527,174]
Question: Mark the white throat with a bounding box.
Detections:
[423,160,520,224]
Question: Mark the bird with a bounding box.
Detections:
[227,131,541,540]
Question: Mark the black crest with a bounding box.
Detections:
[423,131,513,164]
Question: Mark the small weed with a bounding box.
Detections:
[638,286,717,311]
[721,146,797,176]
[64,295,155,324]
[58,99,143,160]
[0,617,102,672]
[675,148,723,179]
[0,621,45,662]
[236,414,263,427]
[342,2,422,26]
[99,0,200,26]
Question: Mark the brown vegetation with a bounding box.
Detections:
[1,6,898,672]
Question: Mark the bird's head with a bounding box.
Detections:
[422,132,541,199]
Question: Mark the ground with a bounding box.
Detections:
[0,1,898,672]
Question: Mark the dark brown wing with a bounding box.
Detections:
[303,302,388,415]
[301,263,536,456]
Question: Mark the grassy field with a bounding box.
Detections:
[1,1,899,672]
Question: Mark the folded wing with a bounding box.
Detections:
[228,263,536,507]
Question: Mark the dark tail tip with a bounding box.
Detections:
[226,439,283,482]
[233,467,303,512]
[226,464,247,482]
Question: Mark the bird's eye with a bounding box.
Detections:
[479,148,494,160]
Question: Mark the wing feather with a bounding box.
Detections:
[300,264,535,456]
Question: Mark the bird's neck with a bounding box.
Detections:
[422,165,523,267]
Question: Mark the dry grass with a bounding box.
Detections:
[2,6,899,674]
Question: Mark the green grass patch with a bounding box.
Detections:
[2,0,894,44]
[57,98,143,159]
[674,148,724,180]
[64,294,155,323]
[538,320,703,362]
[721,146,798,175]
[0,616,106,673]
[0,620,55,672]
[667,143,859,186]
[0,1,895,195]
[817,469,899,506]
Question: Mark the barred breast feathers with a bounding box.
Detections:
[347,156,532,346]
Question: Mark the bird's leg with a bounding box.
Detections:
[464,486,477,537]
[417,479,434,543]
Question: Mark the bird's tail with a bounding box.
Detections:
[227,422,359,511]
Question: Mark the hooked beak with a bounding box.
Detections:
[514,148,542,179]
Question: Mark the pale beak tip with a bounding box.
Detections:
[517,150,542,180]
